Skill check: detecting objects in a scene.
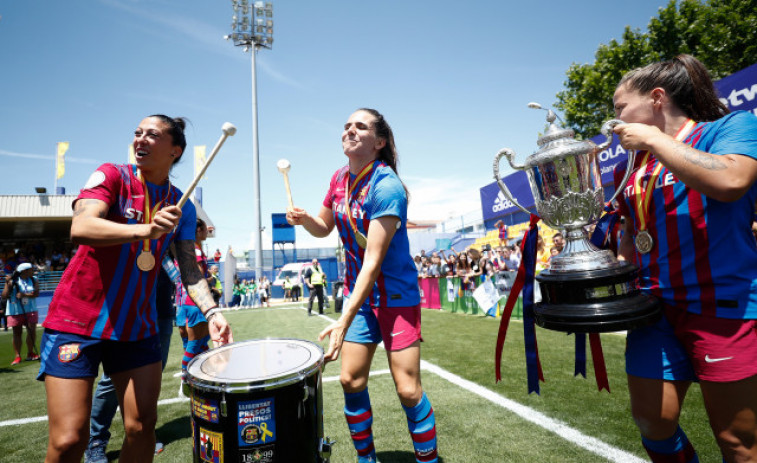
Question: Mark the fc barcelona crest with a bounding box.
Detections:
[58,343,81,362]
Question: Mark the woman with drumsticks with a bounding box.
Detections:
[287,108,438,463]
[613,55,757,462]
[38,115,233,463]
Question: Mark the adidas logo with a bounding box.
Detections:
[492,191,514,213]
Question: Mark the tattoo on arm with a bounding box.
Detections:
[176,240,216,311]
[73,199,108,218]
[672,141,726,170]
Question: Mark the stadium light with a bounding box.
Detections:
[226,0,274,280]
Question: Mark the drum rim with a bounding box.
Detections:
[185,337,325,394]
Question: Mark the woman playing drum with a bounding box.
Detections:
[287,108,438,463]
[39,115,233,463]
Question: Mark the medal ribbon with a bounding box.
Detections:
[138,169,172,257]
[344,161,375,248]
[632,119,697,239]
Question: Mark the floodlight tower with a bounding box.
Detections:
[225,0,274,280]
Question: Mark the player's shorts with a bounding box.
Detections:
[37,329,161,381]
[665,305,757,383]
[181,304,207,328]
[343,298,421,351]
[6,311,38,327]
[626,304,757,383]
[626,313,696,381]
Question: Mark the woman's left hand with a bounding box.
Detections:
[318,319,348,363]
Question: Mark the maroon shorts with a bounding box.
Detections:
[666,306,757,382]
[7,311,39,328]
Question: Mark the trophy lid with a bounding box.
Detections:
[528,110,596,166]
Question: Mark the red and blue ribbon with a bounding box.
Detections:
[495,214,544,394]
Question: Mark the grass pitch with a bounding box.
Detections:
[0,304,719,462]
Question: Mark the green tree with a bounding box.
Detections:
[555,0,757,139]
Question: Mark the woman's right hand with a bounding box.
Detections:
[318,319,349,363]
[286,207,309,226]
[148,205,182,239]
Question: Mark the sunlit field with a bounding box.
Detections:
[0,303,718,462]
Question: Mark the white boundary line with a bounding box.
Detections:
[0,305,645,462]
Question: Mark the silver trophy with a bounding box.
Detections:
[493,109,660,332]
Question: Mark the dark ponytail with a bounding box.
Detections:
[618,54,729,122]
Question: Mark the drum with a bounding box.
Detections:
[184,338,332,463]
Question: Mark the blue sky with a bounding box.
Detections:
[0,0,669,253]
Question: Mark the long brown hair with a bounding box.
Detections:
[357,108,409,198]
[618,54,729,122]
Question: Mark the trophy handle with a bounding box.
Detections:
[598,119,636,205]
[493,148,531,215]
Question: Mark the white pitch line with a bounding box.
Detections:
[420,360,645,463]
[0,305,644,463]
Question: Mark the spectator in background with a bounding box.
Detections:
[3,262,40,365]
[552,232,565,253]
[305,259,326,315]
[258,276,270,307]
[440,251,456,277]
[413,254,423,272]
[213,248,222,263]
[495,219,509,247]
[208,265,223,306]
[232,277,243,307]
[536,234,550,270]
[427,254,442,278]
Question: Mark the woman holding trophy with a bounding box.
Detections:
[613,55,757,462]
[286,108,438,463]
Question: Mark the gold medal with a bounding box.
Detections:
[137,250,156,271]
[635,230,654,254]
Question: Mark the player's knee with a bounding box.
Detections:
[340,374,367,393]
[123,413,158,440]
[48,428,87,459]
[395,382,423,406]
[631,408,679,439]
[713,424,757,456]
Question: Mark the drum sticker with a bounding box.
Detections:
[238,398,276,447]
[199,427,224,463]
[193,396,221,423]
[240,444,275,463]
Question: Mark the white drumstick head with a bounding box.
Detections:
[222,122,237,136]
[277,158,291,173]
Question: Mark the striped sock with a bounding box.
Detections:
[344,389,377,463]
[402,392,438,463]
[642,426,699,462]
[181,336,188,350]
[182,335,210,371]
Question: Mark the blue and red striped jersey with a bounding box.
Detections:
[44,164,196,340]
[323,161,420,308]
[615,111,757,318]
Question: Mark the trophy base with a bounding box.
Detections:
[534,264,661,333]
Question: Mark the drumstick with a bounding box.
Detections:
[277,159,294,210]
[177,122,237,209]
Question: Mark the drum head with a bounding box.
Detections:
[186,338,324,393]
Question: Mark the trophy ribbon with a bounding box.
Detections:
[137,168,172,272]
[631,119,697,255]
[344,161,375,249]
[495,214,545,393]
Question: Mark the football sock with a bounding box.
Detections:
[182,335,210,371]
[642,426,698,462]
[344,388,377,463]
[402,392,438,463]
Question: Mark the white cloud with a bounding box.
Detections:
[405,176,481,221]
